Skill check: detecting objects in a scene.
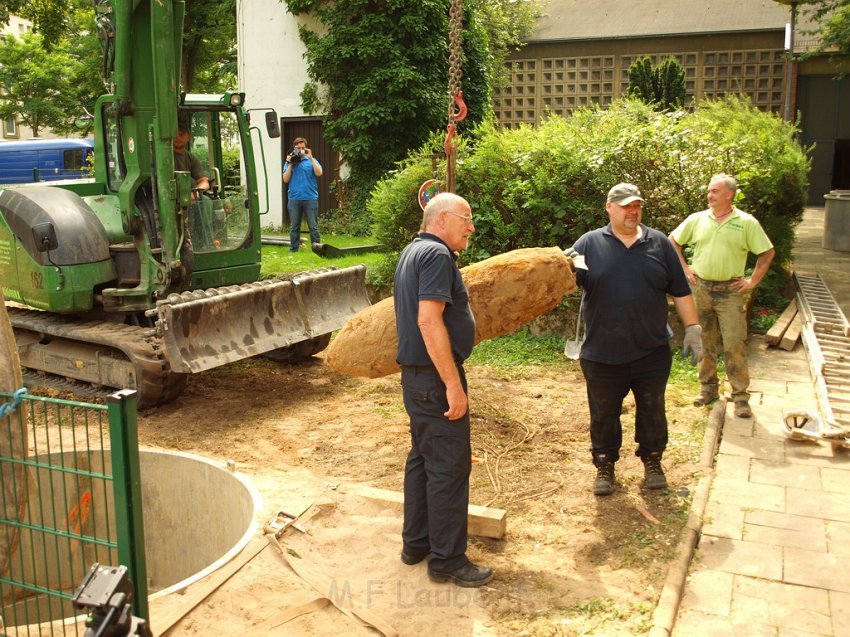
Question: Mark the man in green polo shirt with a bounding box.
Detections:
[670,174,775,418]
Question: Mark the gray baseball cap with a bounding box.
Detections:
[607,183,644,205]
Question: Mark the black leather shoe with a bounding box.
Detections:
[428,562,494,587]
[401,550,429,565]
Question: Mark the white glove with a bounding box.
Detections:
[682,324,703,366]
[563,247,579,259]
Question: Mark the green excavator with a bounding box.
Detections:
[0,0,370,406]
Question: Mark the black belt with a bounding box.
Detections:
[401,364,438,373]
[400,361,463,373]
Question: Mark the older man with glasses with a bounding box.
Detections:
[393,192,493,588]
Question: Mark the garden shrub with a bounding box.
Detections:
[368,96,810,309]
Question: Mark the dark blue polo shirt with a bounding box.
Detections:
[394,233,476,366]
[572,223,691,365]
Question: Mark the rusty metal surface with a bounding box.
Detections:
[9,306,185,406]
[155,265,371,374]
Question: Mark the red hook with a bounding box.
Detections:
[451,91,468,122]
[443,123,456,157]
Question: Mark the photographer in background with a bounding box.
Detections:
[282,136,323,252]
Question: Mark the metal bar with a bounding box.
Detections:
[799,318,838,427]
[0,390,143,635]
[795,272,850,433]
[106,389,148,621]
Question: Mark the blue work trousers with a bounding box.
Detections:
[400,365,471,573]
[580,345,672,465]
[288,199,320,250]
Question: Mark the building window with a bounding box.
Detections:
[4,119,17,138]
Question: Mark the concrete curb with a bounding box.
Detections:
[648,397,726,637]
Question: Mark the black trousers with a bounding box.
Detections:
[580,345,672,465]
[400,366,471,573]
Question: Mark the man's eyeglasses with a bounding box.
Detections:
[445,210,474,223]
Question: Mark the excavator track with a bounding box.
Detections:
[8,307,187,407]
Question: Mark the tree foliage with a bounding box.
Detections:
[0,0,72,46]
[64,3,106,122]
[0,1,238,137]
[627,56,686,111]
[0,32,85,136]
[0,2,104,134]
[283,0,540,212]
[475,0,542,87]
[181,0,238,92]
[371,96,810,299]
[804,0,850,55]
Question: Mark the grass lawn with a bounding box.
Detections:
[260,232,386,276]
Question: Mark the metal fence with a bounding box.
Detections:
[0,389,147,635]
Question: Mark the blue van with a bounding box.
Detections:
[0,138,94,184]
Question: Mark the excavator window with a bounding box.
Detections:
[181,109,251,254]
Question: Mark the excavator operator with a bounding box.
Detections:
[173,122,210,200]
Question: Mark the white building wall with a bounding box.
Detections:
[237,0,321,227]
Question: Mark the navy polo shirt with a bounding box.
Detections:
[572,223,691,365]
[393,233,476,366]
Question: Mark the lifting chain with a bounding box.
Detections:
[419,0,467,209]
[444,0,467,193]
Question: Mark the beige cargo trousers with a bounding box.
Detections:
[694,278,752,403]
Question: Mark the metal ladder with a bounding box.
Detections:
[795,273,850,430]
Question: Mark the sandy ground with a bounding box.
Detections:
[129,352,703,637]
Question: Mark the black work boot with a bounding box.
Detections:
[428,562,494,587]
[642,452,668,490]
[593,460,615,496]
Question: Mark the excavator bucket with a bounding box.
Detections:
[153,265,370,374]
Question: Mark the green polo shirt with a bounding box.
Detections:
[671,208,773,281]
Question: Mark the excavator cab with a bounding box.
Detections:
[177,107,252,261]
[0,1,371,406]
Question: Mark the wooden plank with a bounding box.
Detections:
[765,300,798,346]
[780,314,803,351]
[348,484,507,539]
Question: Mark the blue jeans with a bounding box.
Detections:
[580,345,672,465]
[288,199,320,250]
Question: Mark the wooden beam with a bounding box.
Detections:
[765,299,798,346]
[780,314,803,351]
[348,484,507,539]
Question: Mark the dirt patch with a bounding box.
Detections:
[136,354,704,636]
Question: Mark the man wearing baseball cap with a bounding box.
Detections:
[565,183,703,496]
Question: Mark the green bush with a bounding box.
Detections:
[320,203,375,236]
[368,96,810,306]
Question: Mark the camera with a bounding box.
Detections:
[72,563,152,637]
[289,147,303,163]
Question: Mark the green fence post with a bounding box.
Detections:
[106,389,149,620]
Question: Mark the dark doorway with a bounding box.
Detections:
[280,117,337,226]
[797,74,850,204]
[833,140,850,191]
